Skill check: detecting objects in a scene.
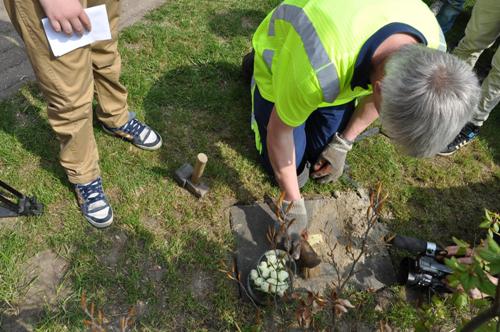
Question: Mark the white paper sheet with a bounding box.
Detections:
[42,5,112,57]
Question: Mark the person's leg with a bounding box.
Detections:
[90,0,162,150]
[440,0,500,156]
[251,85,308,182]
[89,0,129,128]
[452,0,500,68]
[472,46,500,126]
[304,101,356,165]
[4,0,113,227]
[436,0,465,34]
[3,0,99,185]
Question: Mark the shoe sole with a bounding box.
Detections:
[84,214,113,229]
[437,140,473,157]
[101,125,163,151]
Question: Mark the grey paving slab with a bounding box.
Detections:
[230,190,396,302]
[0,0,167,100]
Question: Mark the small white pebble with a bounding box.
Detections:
[260,281,270,293]
[253,277,263,286]
[267,279,279,293]
[267,255,277,264]
[278,270,289,282]
[267,278,278,286]
[259,267,270,278]
[250,269,258,280]
[277,284,289,293]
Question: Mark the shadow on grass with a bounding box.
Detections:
[0,84,69,188]
[1,222,239,330]
[392,178,500,245]
[143,61,261,204]
[68,224,237,330]
[207,8,266,38]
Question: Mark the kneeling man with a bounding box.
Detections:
[248,0,480,258]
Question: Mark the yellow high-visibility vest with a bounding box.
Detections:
[251,0,446,128]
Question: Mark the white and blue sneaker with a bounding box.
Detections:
[439,123,480,156]
[102,112,162,151]
[74,177,113,228]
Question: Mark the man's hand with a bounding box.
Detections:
[278,198,307,260]
[311,132,352,184]
[39,0,91,35]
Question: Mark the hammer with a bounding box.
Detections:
[174,153,209,198]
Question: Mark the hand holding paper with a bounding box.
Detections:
[42,5,112,57]
[39,0,91,35]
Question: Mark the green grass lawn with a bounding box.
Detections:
[0,0,499,330]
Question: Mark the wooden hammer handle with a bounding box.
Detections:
[191,153,208,184]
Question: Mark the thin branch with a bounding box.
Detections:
[462,276,500,332]
[337,192,382,293]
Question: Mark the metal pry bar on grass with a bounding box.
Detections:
[0,180,44,218]
[174,153,209,198]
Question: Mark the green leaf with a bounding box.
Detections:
[453,292,468,308]
[459,272,478,292]
[456,246,467,256]
[452,236,469,248]
[485,209,492,221]
[478,247,498,262]
[431,295,442,306]
[479,220,492,229]
[477,277,497,297]
[445,257,467,272]
[493,223,499,233]
[487,236,500,254]
[447,274,461,288]
[489,258,500,275]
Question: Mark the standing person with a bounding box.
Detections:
[246,0,480,259]
[430,0,466,34]
[3,0,162,228]
[439,0,500,155]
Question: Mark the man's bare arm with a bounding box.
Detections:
[342,94,379,141]
[267,107,301,201]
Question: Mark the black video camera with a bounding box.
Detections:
[388,235,453,293]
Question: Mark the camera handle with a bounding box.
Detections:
[389,234,445,257]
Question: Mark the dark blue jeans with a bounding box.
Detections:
[437,0,466,33]
[253,86,355,175]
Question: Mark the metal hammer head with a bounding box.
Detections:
[174,154,209,198]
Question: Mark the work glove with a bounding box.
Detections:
[276,198,308,260]
[311,132,353,184]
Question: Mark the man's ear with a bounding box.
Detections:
[373,80,383,112]
[373,80,382,96]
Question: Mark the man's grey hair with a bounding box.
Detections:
[380,44,480,157]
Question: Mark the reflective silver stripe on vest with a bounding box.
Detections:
[263,49,275,71]
[438,27,447,52]
[268,4,339,103]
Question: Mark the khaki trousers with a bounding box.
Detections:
[452,0,500,126]
[3,0,129,184]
